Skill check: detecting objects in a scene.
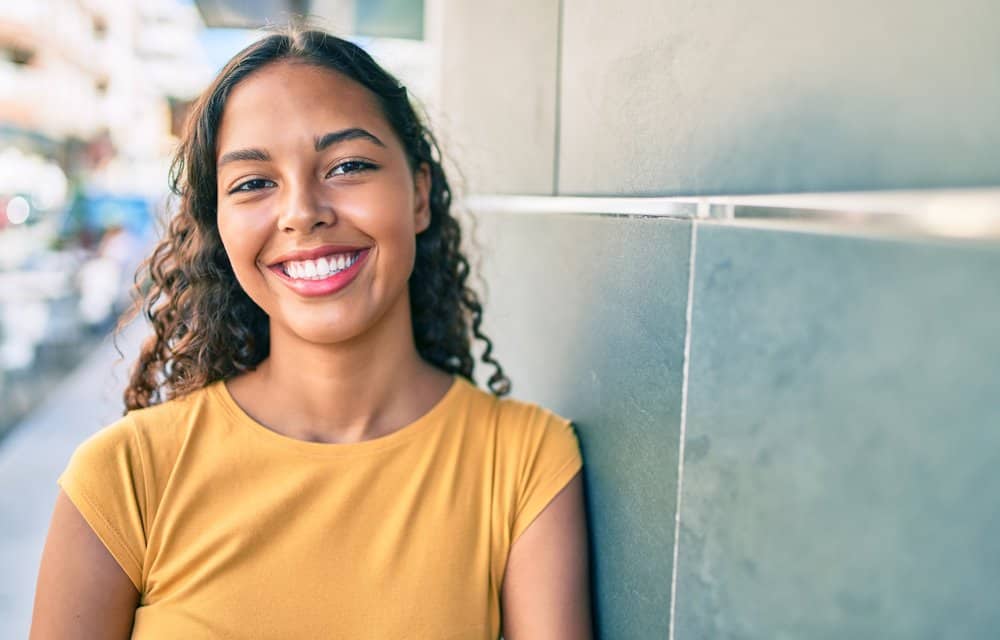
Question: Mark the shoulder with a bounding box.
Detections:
[64,383,218,487]
[476,389,584,549]
[125,382,221,444]
[64,412,143,474]
[495,393,578,457]
[454,378,582,479]
[452,376,576,442]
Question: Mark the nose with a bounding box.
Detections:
[276,180,336,234]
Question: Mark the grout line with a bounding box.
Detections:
[466,195,698,217]
[668,220,698,640]
[464,186,1000,214]
[462,195,1000,242]
[552,0,564,196]
[694,217,1000,246]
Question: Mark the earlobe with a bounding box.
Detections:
[414,163,431,233]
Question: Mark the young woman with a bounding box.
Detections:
[30,29,592,639]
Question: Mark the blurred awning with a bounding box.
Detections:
[194,0,306,29]
[193,0,424,40]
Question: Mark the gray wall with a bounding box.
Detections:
[443,0,1000,197]
[441,1,1000,637]
[476,213,690,637]
[674,228,1000,639]
[558,0,1000,195]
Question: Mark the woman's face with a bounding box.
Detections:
[214,61,430,347]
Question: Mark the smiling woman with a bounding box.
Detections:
[214,61,432,350]
[30,27,592,640]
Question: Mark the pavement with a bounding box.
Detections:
[0,319,148,638]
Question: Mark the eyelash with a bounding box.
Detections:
[228,160,378,194]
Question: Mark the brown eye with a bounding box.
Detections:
[231,178,276,194]
[327,160,377,177]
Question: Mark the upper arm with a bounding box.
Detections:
[501,470,594,640]
[30,490,139,640]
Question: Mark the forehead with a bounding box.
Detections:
[216,61,391,154]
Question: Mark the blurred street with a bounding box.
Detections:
[0,319,146,639]
[0,0,436,440]
[0,2,439,635]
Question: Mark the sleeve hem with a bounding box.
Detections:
[57,477,144,592]
[510,456,584,546]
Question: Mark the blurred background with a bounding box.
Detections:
[0,0,439,439]
[2,1,999,639]
[0,1,442,634]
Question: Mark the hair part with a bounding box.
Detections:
[121,27,510,411]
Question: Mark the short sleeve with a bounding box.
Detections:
[508,408,584,545]
[57,415,147,591]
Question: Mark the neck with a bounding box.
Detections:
[233,292,452,444]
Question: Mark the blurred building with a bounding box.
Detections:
[0,0,212,200]
[0,0,212,425]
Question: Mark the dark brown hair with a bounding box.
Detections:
[122,28,509,411]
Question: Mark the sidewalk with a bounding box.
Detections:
[0,319,147,638]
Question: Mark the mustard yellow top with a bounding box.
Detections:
[57,375,583,639]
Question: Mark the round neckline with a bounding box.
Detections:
[211,374,467,458]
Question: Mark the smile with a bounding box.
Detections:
[281,251,361,280]
[268,247,372,297]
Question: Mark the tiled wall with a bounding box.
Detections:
[436,0,559,194]
[474,213,1000,638]
[475,213,690,637]
[676,227,1000,638]
[557,0,1000,195]
[440,1,1000,637]
[441,0,1000,197]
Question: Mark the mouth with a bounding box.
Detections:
[275,249,364,280]
[265,247,372,297]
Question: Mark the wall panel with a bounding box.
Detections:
[474,212,691,637]
[438,0,560,195]
[559,0,1000,195]
[676,226,1000,638]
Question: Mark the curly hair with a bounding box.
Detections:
[122,27,510,411]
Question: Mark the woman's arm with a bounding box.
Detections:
[501,471,594,639]
[30,490,140,639]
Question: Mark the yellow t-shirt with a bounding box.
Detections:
[57,374,583,639]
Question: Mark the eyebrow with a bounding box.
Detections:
[217,128,386,168]
[315,128,385,152]
[217,148,270,167]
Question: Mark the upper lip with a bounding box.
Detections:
[266,244,370,266]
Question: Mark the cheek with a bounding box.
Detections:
[361,179,418,241]
[368,213,417,272]
[217,208,268,280]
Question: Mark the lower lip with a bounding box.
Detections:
[268,249,371,297]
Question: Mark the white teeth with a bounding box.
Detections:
[282,251,360,281]
[316,257,330,276]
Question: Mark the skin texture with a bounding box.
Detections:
[30,61,593,637]
[30,491,139,639]
[501,471,594,639]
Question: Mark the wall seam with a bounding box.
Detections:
[668,220,698,639]
[552,0,564,195]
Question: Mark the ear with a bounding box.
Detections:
[413,162,431,234]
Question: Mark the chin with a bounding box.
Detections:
[285,319,369,346]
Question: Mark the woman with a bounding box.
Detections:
[30,28,592,639]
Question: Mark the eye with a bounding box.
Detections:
[229,178,276,194]
[327,160,377,177]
